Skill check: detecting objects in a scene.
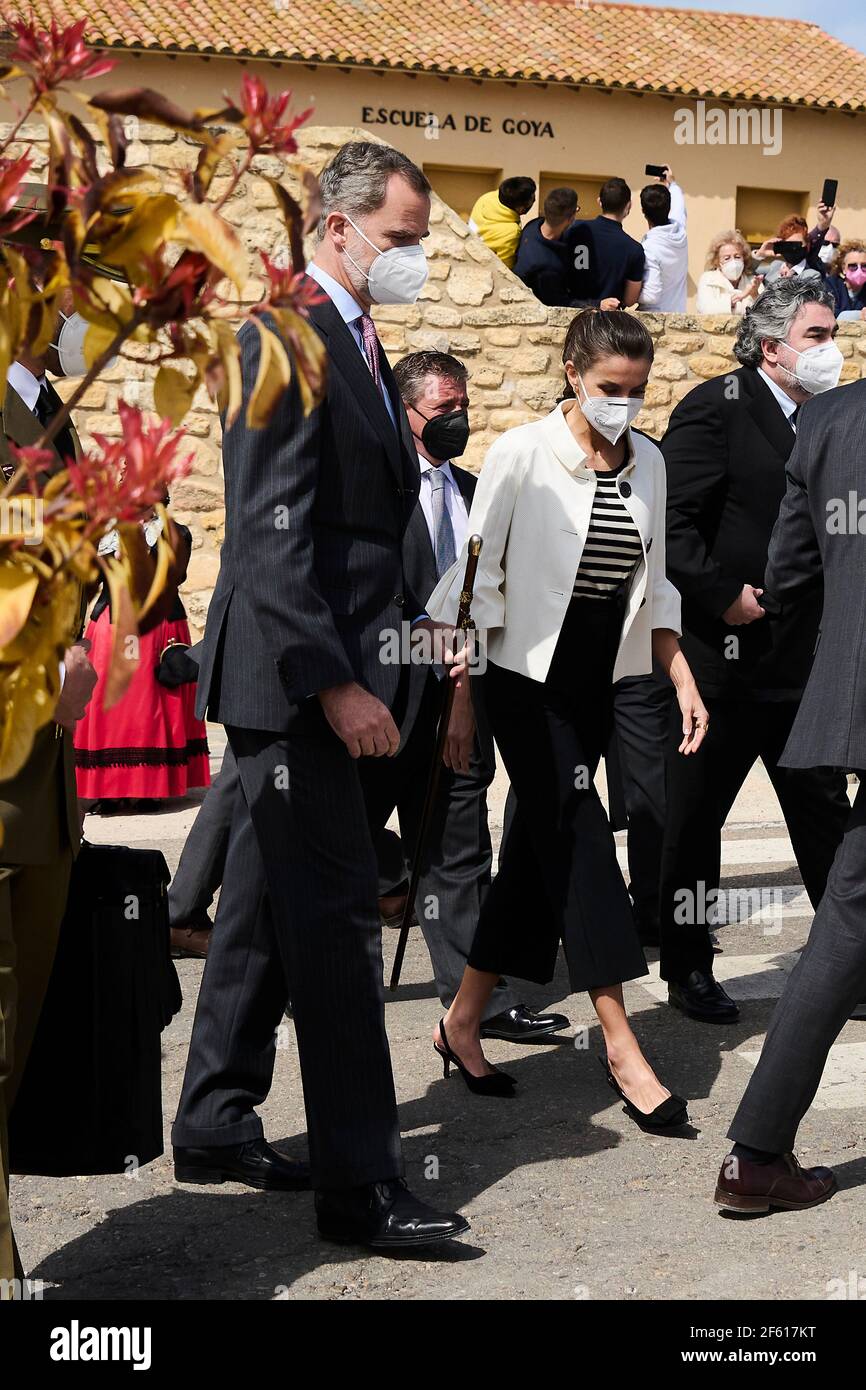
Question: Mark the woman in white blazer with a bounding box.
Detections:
[428,310,709,1128]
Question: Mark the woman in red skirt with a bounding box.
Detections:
[74,518,211,807]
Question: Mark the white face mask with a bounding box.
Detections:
[143,514,164,548]
[784,340,844,395]
[577,373,643,444]
[51,311,118,377]
[342,214,429,305]
[720,257,744,283]
[818,242,836,266]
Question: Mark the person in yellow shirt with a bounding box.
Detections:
[468,177,536,269]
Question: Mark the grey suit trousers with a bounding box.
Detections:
[729,777,866,1153]
[370,674,519,1020]
[168,744,238,926]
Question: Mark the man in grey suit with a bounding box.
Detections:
[715,366,866,1214]
[373,350,569,1041]
[171,142,468,1250]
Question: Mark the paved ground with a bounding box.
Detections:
[10,730,866,1301]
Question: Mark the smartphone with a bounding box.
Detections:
[821,178,838,208]
[645,163,667,178]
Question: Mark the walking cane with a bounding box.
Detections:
[389,534,483,991]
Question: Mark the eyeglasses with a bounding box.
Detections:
[846,263,866,271]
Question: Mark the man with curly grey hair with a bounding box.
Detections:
[651,277,851,1023]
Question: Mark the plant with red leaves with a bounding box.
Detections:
[0,153,37,234]
[257,250,326,312]
[9,17,115,94]
[231,74,313,157]
[0,18,324,766]
[66,400,193,529]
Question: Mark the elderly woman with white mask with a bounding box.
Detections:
[696,230,758,314]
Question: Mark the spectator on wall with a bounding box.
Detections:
[812,220,841,272]
[568,177,645,308]
[696,230,759,315]
[825,238,866,319]
[468,177,537,270]
[514,185,579,305]
[638,167,688,312]
[754,215,826,287]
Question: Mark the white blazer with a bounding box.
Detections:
[427,400,682,684]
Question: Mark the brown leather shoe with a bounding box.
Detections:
[379,895,417,930]
[170,924,212,959]
[714,1150,837,1213]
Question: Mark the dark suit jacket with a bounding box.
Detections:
[0,381,81,864]
[661,366,823,699]
[765,379,866,770]
[401,462,496,769]
[197,281,427,739]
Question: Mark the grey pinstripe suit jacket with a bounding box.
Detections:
[196,282,427,738]
[765,378,866,771]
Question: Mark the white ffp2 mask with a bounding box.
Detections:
[578,374,643,444]
[343,215,429,305]
[51,312,118,377]
[786,340,844,395]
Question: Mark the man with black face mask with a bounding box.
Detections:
[371,351,569,1043]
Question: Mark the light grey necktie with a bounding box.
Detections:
[429,466,456,579]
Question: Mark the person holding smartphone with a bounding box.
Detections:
[754,207,833,286]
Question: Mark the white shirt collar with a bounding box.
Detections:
[542,400,636,476]
[419,454,455,480]
[7,360,46,412]
[758,367,799,420]
[305,260,367,329]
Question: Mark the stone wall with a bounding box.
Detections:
[7,121,866,634]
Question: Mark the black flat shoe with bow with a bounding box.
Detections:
[598,1055,688,1132]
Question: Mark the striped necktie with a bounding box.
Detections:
[429,466,456,579]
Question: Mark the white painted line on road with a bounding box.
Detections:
[616,836,798,870]
[639,951,801,1002]
[736,1041,866,1111]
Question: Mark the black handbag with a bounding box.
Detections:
[154,638,200,688]
[9,843,182,1177]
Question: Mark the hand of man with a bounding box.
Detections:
[600,296,621,311]
[319,681,401,759]
[722,584,766,626]
[816,201,835,232]
[55,640,97,730]
[661,165,674,186]
[443,680,475,774]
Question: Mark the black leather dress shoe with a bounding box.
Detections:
[316,1179,469,1249]
[480,1003,570,1041]
[668,970,739,1023]
[174,1137,310,1190]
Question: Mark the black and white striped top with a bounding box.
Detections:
[573,465,643,600]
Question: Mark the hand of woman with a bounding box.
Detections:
[443,678,475,773]
[676,681,710,756]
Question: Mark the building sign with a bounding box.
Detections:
[361,107,555,138]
